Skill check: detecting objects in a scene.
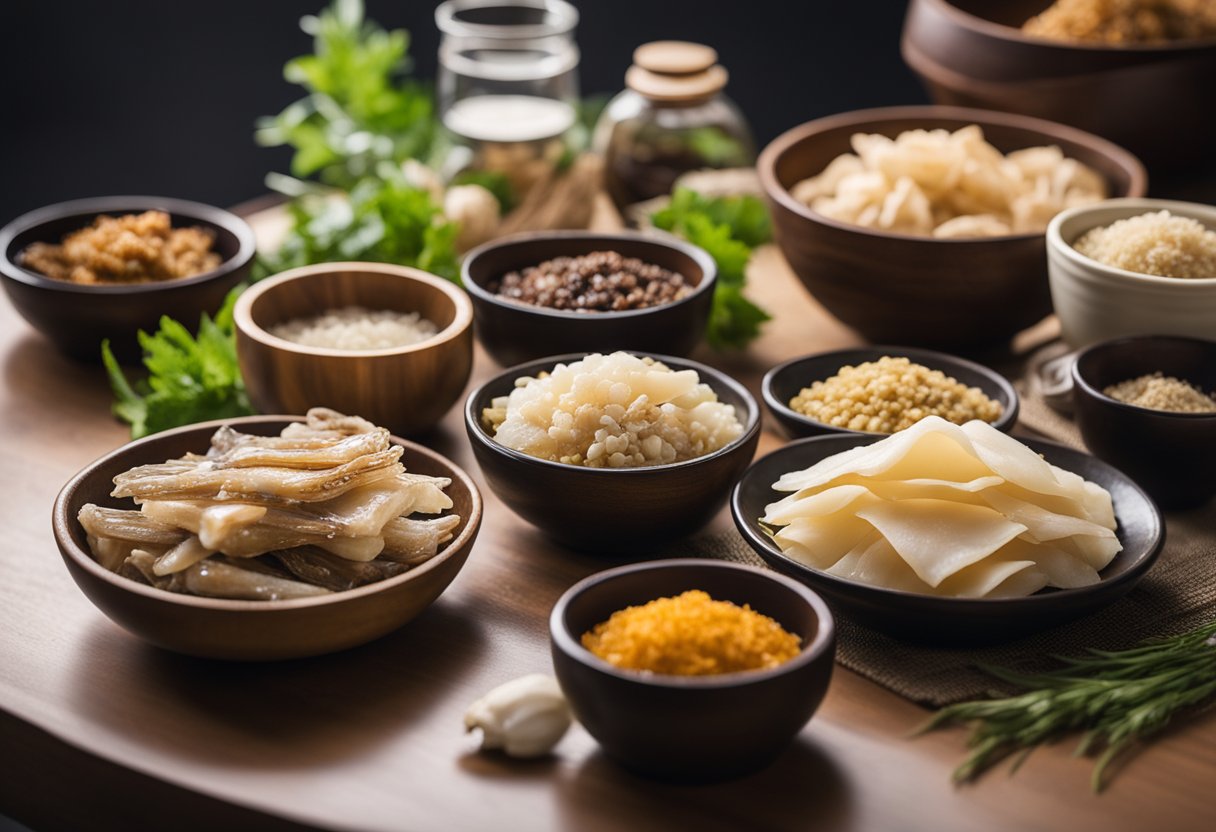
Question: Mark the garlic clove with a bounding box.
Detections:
[464,673,572,758]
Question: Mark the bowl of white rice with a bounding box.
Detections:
[1047,198,1216,349]
[235,262,474,436]
[464,351,762,552]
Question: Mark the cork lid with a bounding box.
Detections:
[626,41,728,103]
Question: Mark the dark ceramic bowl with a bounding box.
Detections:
[901,0,1216,171]
[756,106,1146,348]
[0,196,256,362]
[550,558,835,781]
[1073,336,1216,510]
[731,435,1163,644]
[461,231,717,366]
[762,346,1019,439]
[464,352,761,552]
[51,416,482,660]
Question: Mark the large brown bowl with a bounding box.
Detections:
[464,352,761,553]
[234,263,474,437]
[731,434,1163,644]
[757,106,1146,348]
[461,231,717,367]
[51,416,482,660]
[0,196,255,362]
[550,559,835,781]
[901,0,1216,170]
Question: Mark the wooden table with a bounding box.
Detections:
[2,233,1213,832]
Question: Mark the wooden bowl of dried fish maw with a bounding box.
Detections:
[51,415,482,660]
[757,106,1146,348]
[234,263,474,438]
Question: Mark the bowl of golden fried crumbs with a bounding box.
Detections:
[550,559,835,782]
[0,195,255,362]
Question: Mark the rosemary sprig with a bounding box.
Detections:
[917,618,1216,792]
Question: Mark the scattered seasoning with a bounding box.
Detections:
[581,589,801,676]
[20,210,221,285]
[1073,210,1216,279]
[1023,0,1216,44]
[489,251,691,312]
[789,356,1002,434]
[270,306,438,350]
[1103,372,1216,413]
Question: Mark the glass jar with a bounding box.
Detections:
[594,41,755,213]
[435,0,580,196]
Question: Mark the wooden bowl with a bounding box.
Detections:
[234,263,474,437]
[51,416,482,660]
[762,346,1019,439]
[0,195,255,362]
[731,435,1164,644]
[464,352,761,553]
[550,559,835,781]
[461,231,717,366]
[1073,335,1216,510]
[901,0,1216,170]
[756,106,1147,348]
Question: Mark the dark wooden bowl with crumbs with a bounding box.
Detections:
[461,231,717,366]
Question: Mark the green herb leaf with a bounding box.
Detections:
[652,188,773,349]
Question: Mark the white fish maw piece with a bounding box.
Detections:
[141,500,204,533]
[206,428,391,470]
[153,535,216,576]
[111,447,404,504]
[998,538,1101,589]
[395,474,454,514]
[763,484,875,525]
[986,568,1050,599]
[182,558,331,601]
[381,515,462,564]
[981,489,1118,543]
[773,513,878,570]
[827,536,1039,598]
[771,418,990,494]
[78,504,188,545]
[1051,534,1124,572]
[840,474,1005,504]
[198,504,268,549]
[209,424,346,453]
[855,498,1027,588]
[961,420,1095,504]
[86,534,169,572]
[300,408,379,436]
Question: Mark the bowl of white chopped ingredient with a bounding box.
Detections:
[1047,198,1216,349]
[234,262,474,436]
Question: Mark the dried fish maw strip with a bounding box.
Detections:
[381,515,461,564]
[153,535,215,576]
[198,503,268,547]
[111,446,404,504]
[206,428,391,470]
[271,547,408,591]
[302,408,378,436]
[78,504,188,546]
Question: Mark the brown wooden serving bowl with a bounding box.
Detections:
[550,559,835,781]
[462,231,717,367]
[234,263,474,437]
[0,195,255,362]
[51,416,482,660]
[901,0,1216,170]
[757,106,1146,348]
[464,352,761,553]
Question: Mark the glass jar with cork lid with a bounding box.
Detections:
[594,41,756,214]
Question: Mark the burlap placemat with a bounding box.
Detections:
[687,342,1216,706]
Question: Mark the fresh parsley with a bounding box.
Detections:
[651,188,772,349]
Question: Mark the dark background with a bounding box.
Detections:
[0,0,925,224]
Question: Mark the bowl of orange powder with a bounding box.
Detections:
[549,558,835,781]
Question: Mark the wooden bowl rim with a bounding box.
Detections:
[0,195,257,294]
[919,0,1216,53]
[233,262,474,358]
[730,433,1164,608]
[1072,334,1216,422]
[464,351,762,476]
[52,415,483,612]
[1047,197,1216,288]
[761,346,1021,436]
[461,229,719,321]
[549,557,835,688]
[757,105,1148,244]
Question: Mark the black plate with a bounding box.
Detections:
[730,434,1164,644]
[762,346,1019,440]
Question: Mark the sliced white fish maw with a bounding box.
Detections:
[842,474,1005,504]
[998,538,1101,589]
[773,512,878,570]
[986,568,1050,599]
[961,421,1091,502]
[982,489,1118,542]
[763,484,875,525]
[855,498,1027,587]
[1051,534,1123,571]
[826,536,933,594]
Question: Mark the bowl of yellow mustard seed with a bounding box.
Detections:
[762,346,1018,439]
[549,559,835,781]
[1073,335,1216,509]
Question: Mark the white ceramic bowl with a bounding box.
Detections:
[1047,198,1216,348]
